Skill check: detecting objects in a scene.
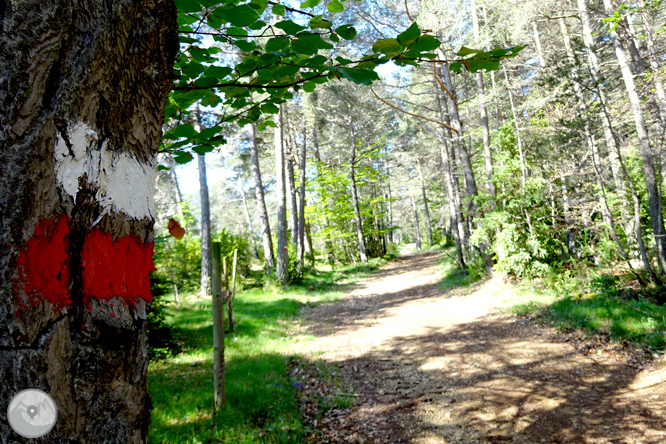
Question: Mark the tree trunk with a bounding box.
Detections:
[349,122,368,263]
[410,195,422,250]
[439,58,480,220]
[604,0,666,274]
[433,75,466,267]
[416,159,434,246]
[198,152,212,297]
[287,154,298,249]
[169,155,187,230]
[238,181,259,259]
[312,124,335,265]
[250,124,275,273]
[0,0,177,442]
[275,106,289,284]
[470,0,495,202]
[640,6,666,126]
[577,0,628,217]
[558,16,612,229]
[297,126,307,272]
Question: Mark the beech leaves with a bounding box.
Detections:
[165,0,523,164]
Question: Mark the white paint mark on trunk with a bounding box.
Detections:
[54,122,156,220]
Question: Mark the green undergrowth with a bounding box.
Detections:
[147,257,392,444]
[437,247,666,352]
[437,247,482,291]
[508,272,666,352]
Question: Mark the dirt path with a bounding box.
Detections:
[299,247,666,444]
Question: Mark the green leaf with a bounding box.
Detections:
[234,39,258,52]
[199,0,220,7]
[272,64,300,78]
[250,0,268,12]
[194,77,219,88]
[449,61,464,73]
[200,93,222,107]
[176,0,202,13]
[248,20,267,30]
[327,0,344,12]
[335,24,357,40]
[465,58,500,73]
[182,61,206,79]
[372,38,403,55]
[192,145,215,155]
[213,4,260,27]
[264,120,278,128]
[272,3,286,15]
[330,33,340,42]
[265,36,290,53]
[227,26,248,37]
[335,67,379,85]
[292,34,334,55]
[261,103,280,114]
[456,46,482,57]
[178,12,199,25]
[205,65,233,79]
[302,81,317,92]
[275,20,307,34]
[409,35,440,52]
[309,15,332,29]
[173,151,194,164]
[301,55,328,67]
[173,124,196,139]
[300,0,320,8]
[179,36,199,44]
[220,86,250,99]
[397,22,420,46]
[189,47,212,62]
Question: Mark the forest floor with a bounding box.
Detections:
[294,245,666,444]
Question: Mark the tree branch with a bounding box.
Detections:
[370,86,457,133]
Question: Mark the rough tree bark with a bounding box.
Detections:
[275,106,289,284]
[433,75,466,268]
[250,124,275,273]
[0,0,177,442]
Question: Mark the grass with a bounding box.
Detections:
[148,255,394,444]
[435,247,666,352]
[436,247,481,291]
[505,273,666,352]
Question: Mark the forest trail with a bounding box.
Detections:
[299,246,666,444]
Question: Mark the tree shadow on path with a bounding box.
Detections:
[306,251,666,444]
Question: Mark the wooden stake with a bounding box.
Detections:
[229,249,237,332]
[211,242,225,421]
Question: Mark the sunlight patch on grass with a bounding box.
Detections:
[148,260,386,443]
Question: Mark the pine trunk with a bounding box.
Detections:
[275,107,289,284]
[604,0,666,274]
[297,128,307,272]
[250,124,275,273]
[0,0,177,441]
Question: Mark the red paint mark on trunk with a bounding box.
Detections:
[13,215,71,310]
[81,230,155,307]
